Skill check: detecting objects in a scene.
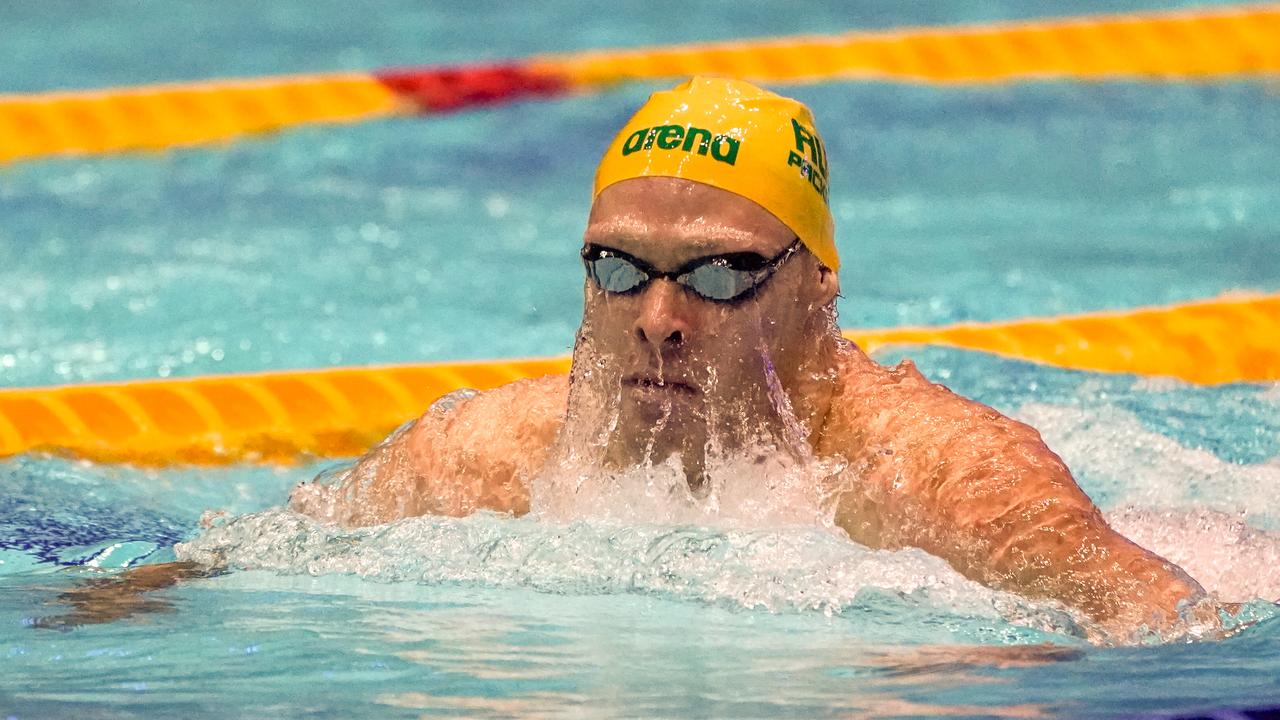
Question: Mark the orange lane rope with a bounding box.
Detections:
[1,293,1276,466]
[2,4,1278,164]
[532,4,1280,87]
[0,74,404,165]
[845,292,1280,384]
[0,357,573,466]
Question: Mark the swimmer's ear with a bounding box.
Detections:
[813,262,840,307]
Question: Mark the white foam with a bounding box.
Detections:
[178,395,1280,645]
[1012,402,1280,601]
[1258,383,1280,402]
[1013,402,1280,517]
[532,450,846,529]
[1106,507,1280,601]
[176,508,1080,641]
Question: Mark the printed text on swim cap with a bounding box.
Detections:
[621,125,740,166]
[788,119,829,203]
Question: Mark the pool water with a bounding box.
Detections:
[3,1,1280,717]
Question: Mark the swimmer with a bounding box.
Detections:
[284,77,1219,639]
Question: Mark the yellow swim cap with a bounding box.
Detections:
[593,77,837,270]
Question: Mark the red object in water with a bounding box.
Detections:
[374,63,570,113]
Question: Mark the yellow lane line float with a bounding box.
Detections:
[2,4,1278,164]
[2,293,1276,466]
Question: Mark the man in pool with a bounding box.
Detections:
[287,77,1211,638]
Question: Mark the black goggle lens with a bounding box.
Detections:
[587,255,649,294]
[582,241,798,303]
[681,262,756,300]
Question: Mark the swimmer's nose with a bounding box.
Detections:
[633,279,690,348]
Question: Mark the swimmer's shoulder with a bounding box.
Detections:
[384,374,570,517]
[825,344,1062,474]
[409,373,569,455]
[820,343,1001,461]
[832,341,1007,417]
[464,373,570,424]
[822,345,936,433]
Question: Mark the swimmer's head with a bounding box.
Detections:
[572,78,843,470]
[593,76,837,271]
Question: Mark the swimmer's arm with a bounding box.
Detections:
[34,562,224,629]
[923,428,1205,631]
[289,375,568,526]
[844,361,1204,632]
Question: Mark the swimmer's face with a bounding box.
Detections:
[577,177,838,455]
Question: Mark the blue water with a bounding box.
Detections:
[3,1,1280,718]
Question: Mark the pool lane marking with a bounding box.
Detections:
[0,74,401,164]
[1144,304,1232,379]
[93,389,159,442]
[527,3,1280,86]
[291,375,360,426]
[357,372,427,418]
[844,291,1280,385]
[0,413,22,455]
[23,396,93,448]
[3,5,1280,163]
[1206,300,1280,379]
[372,64,568,113]
[220,381,296,437]
[153,384,231,446]
[1,293,1275,465]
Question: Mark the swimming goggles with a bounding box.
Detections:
[581,238,801,303]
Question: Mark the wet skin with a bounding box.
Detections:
[285,177,1210,639]
[27,179,1217,639]
[572,175,844,487]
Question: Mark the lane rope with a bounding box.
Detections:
[530,3,1280,87]
[2,293,1275,466]
[2,4,1278,163]
[846,292,1280,384]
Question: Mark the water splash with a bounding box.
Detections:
[1013,402,1280,519]
[531,313,847,530]
[176,507,1085,643]
[1107,507,1280,602]
[1011,401,1280,602]
[533,450,843,528]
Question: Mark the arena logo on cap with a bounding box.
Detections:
[621,124,741,166]
[787,119,829,203]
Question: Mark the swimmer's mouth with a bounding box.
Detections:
[623,376,699,395]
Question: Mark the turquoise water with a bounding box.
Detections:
[3,1,1280,717]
